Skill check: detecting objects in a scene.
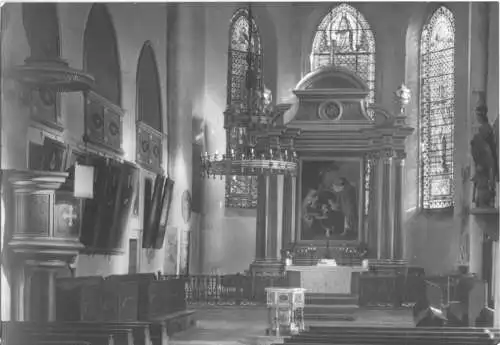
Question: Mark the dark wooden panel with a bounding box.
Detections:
[104,108,121,151]
[85,98,105,144]
[19,194,50,235]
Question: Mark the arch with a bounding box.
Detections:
[83,3,121,105]
[21,3,60,60]
[310,3,376,107]
[295,65,369,92]
[136,41,163,132]
[419,5,456,210]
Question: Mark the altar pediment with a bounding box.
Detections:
[283,66,413,153]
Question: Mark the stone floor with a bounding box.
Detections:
[169,305,415,345]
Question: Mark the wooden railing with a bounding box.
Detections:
[57,271,427,317]
[162,274,288,305]
[163,272,426,308]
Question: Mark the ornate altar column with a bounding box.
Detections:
[392,150,406,260]
[250,174,285,275]
[366,152,380,257]
[379,149,394,259]
[254,175,267,261]
[281,175,296,249]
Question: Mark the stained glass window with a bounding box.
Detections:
[310,4,376,115]
[419,6,455,209]
[225,8,262,209]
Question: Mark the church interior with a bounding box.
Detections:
[1,1,500,344]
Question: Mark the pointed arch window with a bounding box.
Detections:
[136,41,164,173]
[225,8,262,209]
[419,6,456,209]
[83,4,124,154]
[310,4,376,111]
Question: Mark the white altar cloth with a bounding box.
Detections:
[285,265,368,294]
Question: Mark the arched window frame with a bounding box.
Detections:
[225,8,262,209]
[82,4,125,156]
[135,41,164,174]
[418,6,456,210]
[310,3,376,113]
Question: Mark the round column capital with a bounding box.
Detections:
[394,150,407,162]
[364,151,380,162]
[381,149,394,163]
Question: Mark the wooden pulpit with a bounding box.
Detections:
[3,170,84,321]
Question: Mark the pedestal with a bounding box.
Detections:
[265,287,306,336]
[469,220,484,279]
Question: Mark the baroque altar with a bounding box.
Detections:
[286,265,368,294]
[249,66,414,274]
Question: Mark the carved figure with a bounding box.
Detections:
[470,105,498,207]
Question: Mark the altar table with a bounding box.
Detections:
[285,265,368,294]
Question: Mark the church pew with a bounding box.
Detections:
[33,342,91,345]
[2,321,168,345]
[7,331,114,345]
[284,335,495,345]
[281,327,497,345]
[57,274,187,323]
[2,322,131,345]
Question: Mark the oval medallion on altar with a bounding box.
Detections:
[318,100,343,121]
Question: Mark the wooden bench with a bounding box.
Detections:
[31,342,91,345]
[280,326,499,345]
[7,331,114,345]
[1,320,167,345]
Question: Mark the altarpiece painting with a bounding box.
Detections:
[299,158,363,242]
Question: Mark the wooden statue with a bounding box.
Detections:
[471,103,498,207]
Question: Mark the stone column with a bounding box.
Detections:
[379,149,393,259]
[47,269,57,321]
[10,264,25,321]
[266,175,279,259]
[281,175,294,249]
[392,150,406,260]
[254,175,267,261]
[494,238,500,328]
[366,152,380,257]
[250,174,284,275]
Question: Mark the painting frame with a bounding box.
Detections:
[296,156,365,245]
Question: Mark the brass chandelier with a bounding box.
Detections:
[201,6,300,179]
